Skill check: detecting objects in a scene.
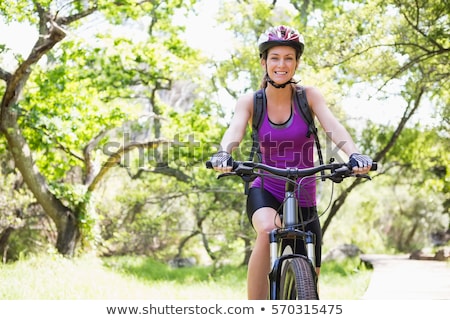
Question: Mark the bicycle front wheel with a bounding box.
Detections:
[279,257,318,300]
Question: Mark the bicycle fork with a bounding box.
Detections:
[268,228,316,299]
[268,191,317,299]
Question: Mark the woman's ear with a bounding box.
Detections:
[260,58,266,69]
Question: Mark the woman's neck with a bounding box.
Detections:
[265,84,293,106]
[265,85,294,124]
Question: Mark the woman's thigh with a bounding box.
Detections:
[246,187,281,229]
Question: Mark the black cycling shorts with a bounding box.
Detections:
[246,187,322,267]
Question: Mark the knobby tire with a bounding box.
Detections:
[279,257,318,300]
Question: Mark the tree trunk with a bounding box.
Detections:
[55,212,81,256]
[0,14,81,256]
[0,227,14,263]
[321,180,362,236]
[1,122,81,255]
[241,236,252,266]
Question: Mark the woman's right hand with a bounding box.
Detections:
[209,151,233,172]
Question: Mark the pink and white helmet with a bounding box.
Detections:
[258,25,305,59]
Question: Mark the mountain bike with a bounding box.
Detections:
[206,158,377,300]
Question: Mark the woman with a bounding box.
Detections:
[210,25,372,300]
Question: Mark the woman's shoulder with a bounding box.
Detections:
[301,85,325,104]
[238,91,256,103]
[235,91,255,111]
[301,85,321,95]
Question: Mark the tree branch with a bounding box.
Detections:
[87,139,180,191]
[83,129,109,185]
[0,68,12,82]
[395,0,444,50]
[127,165,192,182]
[374,85,425,162]
[322,84,426,236]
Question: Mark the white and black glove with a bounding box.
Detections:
[349,153,373,170]
[210,151,233,169]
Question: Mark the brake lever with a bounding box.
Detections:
[217,164,258,184]
[217,172,236,179]
[328,175,345,183]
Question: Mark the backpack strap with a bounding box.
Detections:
[294,86,325,180]
[249,89,265,163]
[244,89,266,195]
[294,86,316,138]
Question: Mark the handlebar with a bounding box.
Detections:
[205,159,377,183]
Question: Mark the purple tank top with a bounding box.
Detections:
[251,99,317,207]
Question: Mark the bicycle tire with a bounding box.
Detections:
[279,256,319,300]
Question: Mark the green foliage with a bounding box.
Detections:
[48,182,99,249]
[48,182,87,210]
[215,0,290,95]
[322,136,449,254]
[98,0,196,25]
[96,163,250,265]
[0,172,54,261]
[0,1,40,24]
[19,61,128,180]
[381,186,446,252]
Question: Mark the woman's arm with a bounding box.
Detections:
[306,86,372,173]
[306,86,360,156]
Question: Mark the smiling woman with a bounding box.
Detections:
[208,24,374,300]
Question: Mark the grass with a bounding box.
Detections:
[319,257,373,299]
[0,253,372,300]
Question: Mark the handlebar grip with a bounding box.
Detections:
[205,160,213,169]
[371,162,378,171]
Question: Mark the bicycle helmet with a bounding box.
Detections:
[258,25,305,59]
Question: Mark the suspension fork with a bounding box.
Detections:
[283,177,298,228]
[305,231,316,269]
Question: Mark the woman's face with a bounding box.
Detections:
[262,46,298,85]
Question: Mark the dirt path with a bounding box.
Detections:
[360,254,450,300]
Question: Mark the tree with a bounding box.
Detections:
[311,0,449,235]
[0,1,97,256]
[0,0,200,256]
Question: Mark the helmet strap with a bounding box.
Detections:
[265,74,299,89]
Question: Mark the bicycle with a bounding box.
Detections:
[206,158,377,300]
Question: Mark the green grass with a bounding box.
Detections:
[319,257,373,299]
[0,253,371,300]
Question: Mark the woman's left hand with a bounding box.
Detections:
[349,153,373,174]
